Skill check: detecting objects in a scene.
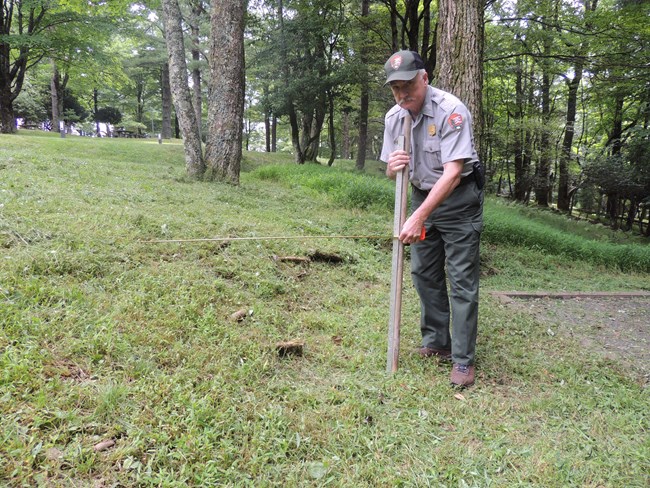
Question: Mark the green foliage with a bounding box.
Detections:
[602,128,649,194]
[13,81,49,123]
[95,107,122,125]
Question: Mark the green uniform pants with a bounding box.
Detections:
[410,181,483,365]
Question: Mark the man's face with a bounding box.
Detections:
[389,71,428,115]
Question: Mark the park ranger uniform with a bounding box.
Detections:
[380,84,484,367]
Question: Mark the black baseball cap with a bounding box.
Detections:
[384,50,425,85]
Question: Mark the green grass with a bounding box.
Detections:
[1,132,648,486]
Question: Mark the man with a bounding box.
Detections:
[380,50,484,387]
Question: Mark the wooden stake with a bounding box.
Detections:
[386,115,412,373]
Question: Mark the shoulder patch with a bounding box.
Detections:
[448,113,463,130]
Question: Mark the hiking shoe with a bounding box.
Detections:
[416,347,452,361]
[450,363,475,387]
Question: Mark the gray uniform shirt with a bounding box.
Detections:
[380,85,479,191]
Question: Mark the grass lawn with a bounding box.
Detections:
[1,131,648,486]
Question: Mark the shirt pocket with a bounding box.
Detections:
[423,137,443,170]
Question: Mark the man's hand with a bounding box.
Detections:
[386,149,410,179]
[399,214,426,244]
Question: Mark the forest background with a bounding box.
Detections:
[2,0,650,236]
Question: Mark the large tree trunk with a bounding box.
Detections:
[0,90,16,133]
[435,0,484,158]
[204,0,245,184]
[161,0,205,178]
[0,0,34,134]
[190,0,204,140]
[161,62,173,139]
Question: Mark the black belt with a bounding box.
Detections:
[412,173,475,195]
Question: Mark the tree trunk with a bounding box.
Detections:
[513,56,527,202]
[327,91,336,166]
[558,64,582,211]
[265,110,271,152]
[342,110,351,160]
[271,114,277,152]
[51,63,61,130]
[204,0,245,184]
[161,62,173,139]
[301,102,326,163]
[558,0,597,211]
[389,0,399,52]
[535,45,552,207]
[610,93,624,156]
[161,0,205,178]
[190,0,204,140]
[277,0,303,163]
[94,88,101,136]
[355,0,370,170]
[435,0,484,158]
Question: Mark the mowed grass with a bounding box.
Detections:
[1,131,648,486]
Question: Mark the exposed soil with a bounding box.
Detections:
[493,292,650,387]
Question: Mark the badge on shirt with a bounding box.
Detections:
[448,113,463,130]
[428,124,436,136]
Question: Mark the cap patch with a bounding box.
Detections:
[448,113,463,130]
[390,55,403,70]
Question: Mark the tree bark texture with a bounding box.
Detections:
[161,63,173,139]
[435,0,484,158]
[204,0,245,184]
[190,0,204,141]
[161,0,205,178]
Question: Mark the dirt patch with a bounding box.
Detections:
[493,292,650,387]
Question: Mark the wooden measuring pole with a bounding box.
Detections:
[386,115,412,373]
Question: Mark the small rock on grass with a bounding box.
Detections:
[93,439,116,452]
[230,308,252,322]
